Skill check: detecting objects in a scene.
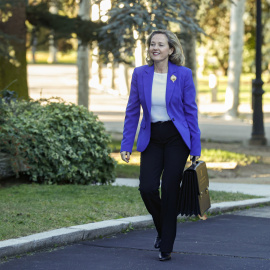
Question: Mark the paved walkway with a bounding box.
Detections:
[1,206,270,269]
[113,178,270,197]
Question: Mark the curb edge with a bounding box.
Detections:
[1,197,270,260]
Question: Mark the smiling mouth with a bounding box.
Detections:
[152,52,160,55]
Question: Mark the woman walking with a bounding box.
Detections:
[120,29,201,261]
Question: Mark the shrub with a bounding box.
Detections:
[0,98,116,184]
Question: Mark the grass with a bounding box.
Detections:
[27,51,77,64]
[0,184,147,241]
[201,149,259,165]
[0,183,260,241]
[197,73,270,104]
[110,140,260,179]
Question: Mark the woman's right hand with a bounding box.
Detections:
[120,151,131,163]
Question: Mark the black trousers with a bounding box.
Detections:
[139,121,190,253]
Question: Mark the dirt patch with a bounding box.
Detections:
[0,175,31,188]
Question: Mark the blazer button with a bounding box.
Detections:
[172,118,175,121]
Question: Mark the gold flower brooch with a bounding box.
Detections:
[170,75,177,83]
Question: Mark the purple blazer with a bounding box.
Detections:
[120,61,201,156]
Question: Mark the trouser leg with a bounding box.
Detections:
[159,124,190,253]
[139,121,190,251]
[139,140,164,236]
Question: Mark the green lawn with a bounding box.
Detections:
[198,74,270,104]
[27,51,77,64]
[0,184,260,241]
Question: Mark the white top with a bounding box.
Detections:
[151,72,171,123]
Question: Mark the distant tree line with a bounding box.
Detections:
[1,0,269,112]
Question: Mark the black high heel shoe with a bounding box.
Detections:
[154,235,161,249]
[159,252,171,261]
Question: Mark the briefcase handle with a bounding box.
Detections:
[191,156,198,165]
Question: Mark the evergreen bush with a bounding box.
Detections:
[0,98,116,184]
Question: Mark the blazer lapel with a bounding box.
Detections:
[143,65,154,114]
[166,61,177,107]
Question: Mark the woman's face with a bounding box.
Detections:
[149,34,174,64]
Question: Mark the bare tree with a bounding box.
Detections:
[182,32,198,98]
[77,0,90,108]
[225,0,246,118]
[48,2,58,64]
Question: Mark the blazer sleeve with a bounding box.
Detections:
[120,68,141,154]
[182,69,201,156]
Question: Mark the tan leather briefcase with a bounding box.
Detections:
[178,160,211,217]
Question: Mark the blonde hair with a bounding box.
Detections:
[146,29,185,66]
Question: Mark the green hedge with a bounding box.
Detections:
[0,98,116,184]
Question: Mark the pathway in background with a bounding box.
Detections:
[28,64,270,143]
[114,178,270,197]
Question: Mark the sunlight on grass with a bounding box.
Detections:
[110,141,260,178]
[197,73,270,104]
[0,184,260,241]
[201,149,260,165]
[0,184,147,240]
[27,51,77,64]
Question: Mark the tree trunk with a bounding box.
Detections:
[141,42,146,65]
[48,32,57,63]
[31,28,38,63]
[225,0,246,118]
[0,0,28,99]
[181,32,198,100]
[134,34,143,67]
[180,3,198,101]
[98,53,102,84]
[77,0,90,108]
[111,61,115,89]
[119,63,129,95]
[48,31,58,64]
[47,4,58,63]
